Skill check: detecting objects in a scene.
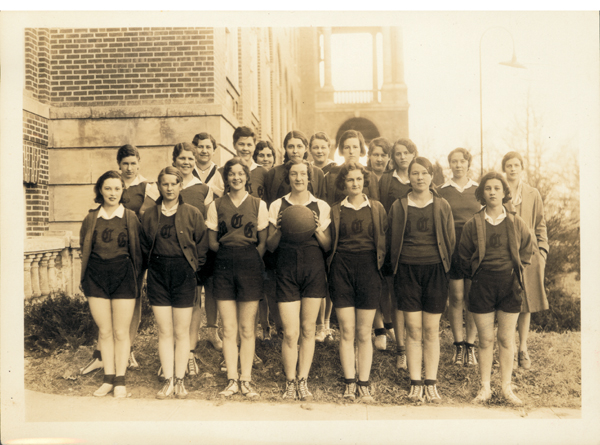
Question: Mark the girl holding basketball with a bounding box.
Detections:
[459,172,532,405]
[328,162,387,402]
[267,160,332,401]
[140,167,207,399]
[206,158,268,399]
[80,171,143,398]
[387,157,455,403]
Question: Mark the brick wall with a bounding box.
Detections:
[49,27,215,107]
[23,110,49,236]
[25,28,50,104]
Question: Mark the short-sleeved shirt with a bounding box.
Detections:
[268,192,330,249]
[193,162,225,198]
[206,192,268,247]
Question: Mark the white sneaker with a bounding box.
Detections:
[374,335,387,351]
[315,325,326,343]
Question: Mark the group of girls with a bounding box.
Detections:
[80,125,547,406]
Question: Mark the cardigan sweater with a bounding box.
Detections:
[386,195,455,274]
[79,206,143,295]
[328,198,388,271]
[139,195,208,273]
[458,206,533,289]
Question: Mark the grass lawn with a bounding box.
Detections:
[24,315,581,410]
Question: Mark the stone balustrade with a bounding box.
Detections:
[24,231,81,299]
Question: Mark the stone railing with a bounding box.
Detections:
[333,90,379,104]
[24,231,81,299]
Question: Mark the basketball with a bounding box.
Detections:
[280,205,316,243]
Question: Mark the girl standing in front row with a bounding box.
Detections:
[80,171,143,398]
[206,158,269,399]
[328,162,387,403]
[459,172,532,405]
[140,167,207,400]
[267,160,332,401]
[387,157,455,403]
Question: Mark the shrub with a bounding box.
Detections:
[25,293,97,355]
[531,285,580,332]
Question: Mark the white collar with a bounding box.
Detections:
[195,162,216,175]
[227,191,250,206]
[127,174,146,188]
[183,176,203,189]
[249,161,261,171]
[341,194,371,210]
[282,192,318,206]
[511,180,524,206]
[392,170,410,184]
[161,201,179,217]
[441,178,478,193]
[407,193,433,208]
[97,204,125,220]
[484,206,507,225]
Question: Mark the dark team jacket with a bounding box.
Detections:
[458,206,533,289]
[263,163,326,206]
[323,164,380,207]
[327,198,388,272]
[79,206,144,295]
[386,195,456,274]
[139,195,208,274]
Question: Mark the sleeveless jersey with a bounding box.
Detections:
[152,213,184,258]
[481,220,512,271]
[337,205,375,253]
[91,216,129,260]
[400,203,440,265]
[180,183,211,217]
[278,199,321,249]
[214,194,262,247]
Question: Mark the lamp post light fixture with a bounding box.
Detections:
[479,27,526,177]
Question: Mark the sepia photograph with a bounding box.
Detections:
[1,8,599,445]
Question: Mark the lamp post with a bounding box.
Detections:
[479,27,526,176]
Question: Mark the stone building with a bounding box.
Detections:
[22,25,408,299]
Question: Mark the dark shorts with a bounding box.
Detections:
[447,227,467,280]
[329,251,382,310]
[468,268,522,314]
[82,255,137,300]
[147,255,196,308]
[276,245,327,303]
[394,262,448,314]
[196,249,216,287]
[213,245,264,302]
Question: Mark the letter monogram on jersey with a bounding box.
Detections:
[351,219,363,234]
[231,213,244,229]
[117,231,127,247]
[489,233,502,248]
[244,221,255,239]
[160,224,174,239]
[218,220,228,240]
[102,228,114,243]
[417,216,429,232]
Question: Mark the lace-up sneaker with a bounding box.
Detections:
[93,383,113,397]
[283,380,297,400]
[407,384,423,402]
[219,379,239,397]
[128,351,139,369]
[465,344,478,367]
[157,366,165,381]
[174,378,188,399]
[396,353,408,370]
[156,377,174,400]
[324,329,334,343]
[357,384,374,403]
[240,380,260,399]
[80,357,103,375]
[113,385,127,399]
[297,378,313,401]
[187,355,200,376]
[374,335,387,351]
[424,384,442,404]
[315,325,326,343]
[343,382,356,400]
[453,342,466,366]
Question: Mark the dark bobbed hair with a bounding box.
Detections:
[309,131,331,149]
[447,147,472,169]
[368,137,392,156]
[283,130,309,162]
[192,132,217,151]
[157,166,184,185]
[390,138,418,171]
[408,157,439,195]
[335,161,370,192]
[172,142,197,165]
[222,157,252,193]
[501,151,525,172]
[283,159,312,185]
[337,130,367,157]
[233,126,256,145]
[116,144,140,164]
[475,172,512,205]
[253,140,276,164]
[94,170,126,205]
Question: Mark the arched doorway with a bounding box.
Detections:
[335,117,380,147]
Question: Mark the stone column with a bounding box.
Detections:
[61,248,72,296]
[393,26,406,85]
[48,251,59,294]
[31,253,43,298]
[323,27,333,89]
[39,252,51,297]
[24,255,34,300]
[382,27,393,86]
[372,32,379,101]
